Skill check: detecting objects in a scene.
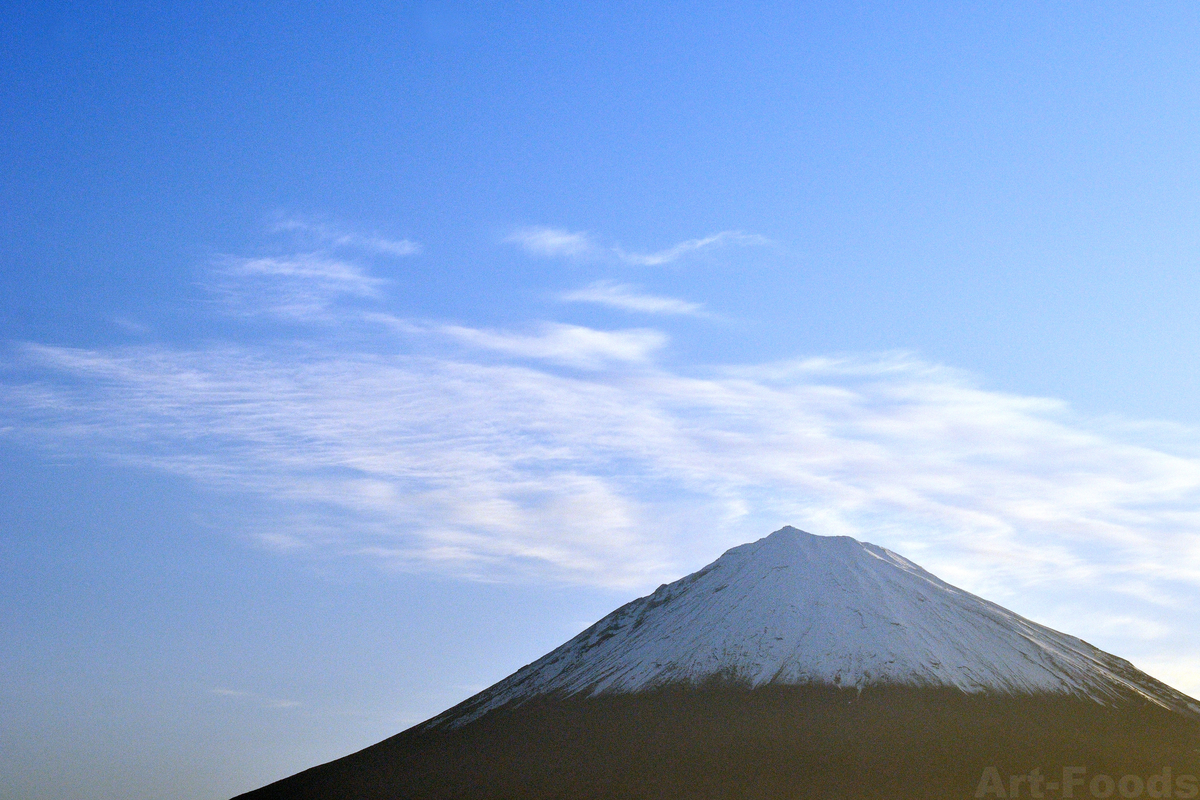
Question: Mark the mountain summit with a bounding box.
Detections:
[430,527,1196,728]
[237,528,1200,800]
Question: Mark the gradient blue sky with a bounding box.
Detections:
[5,3,1200,799]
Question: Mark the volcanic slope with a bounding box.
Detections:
[236,527,1200,800]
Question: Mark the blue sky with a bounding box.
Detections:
[5,3,1200,798]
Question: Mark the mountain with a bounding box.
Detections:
[423,527,1198,727]
[235,528,1200,800]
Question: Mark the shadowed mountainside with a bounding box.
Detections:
[235,685,1200,800]
[234,529,1200,799]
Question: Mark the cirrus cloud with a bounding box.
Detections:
[273,217,422,257]
[613,230,771,266]
[211,254,386,320]
[557,281,706,317]
[4,249,1200,694]
[506,226,769,266]
[505,227,597,259]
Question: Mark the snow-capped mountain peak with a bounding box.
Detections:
[428,527,1197,728]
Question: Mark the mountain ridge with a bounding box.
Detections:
[422,527,1198,730]
[233,526,1200,800]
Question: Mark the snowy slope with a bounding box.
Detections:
[427,527,1198,729]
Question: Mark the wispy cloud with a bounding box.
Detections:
[614,230,770,266]
[557,281,706,316]
[274,217,422,257]
[112,317,151,335]
[9,336,1200,595]
[211,254,385,320]
[363,315,668,368]
[438,322,667,368]
[505,227,597,259]
[506,227,768,265]
[5,251,1200,694]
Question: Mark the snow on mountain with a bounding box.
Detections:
[428,527,1198,729]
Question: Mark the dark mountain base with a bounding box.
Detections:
[236,685,1200,800]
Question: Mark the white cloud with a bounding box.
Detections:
[6,252,1200,695]
[505,227,597,259]
[212,254,385,319]
[614,230,770,266]
[9,339,1200,597]
[112,317,151,335]
[274,218,422,257]
[557,281,706,316]
[211,688,301,709]
[506,227,769,266]
[438,322,667,368]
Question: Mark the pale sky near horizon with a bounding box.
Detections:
[6,3,1200,799]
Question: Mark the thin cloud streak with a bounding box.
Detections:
[614,230,771,266]
[505,227,597,259]
[558,281,706,316]
[211,688,301,709]
[274,218,422,257]
[363,316,669,368]
[506,227,768,265]
[211,254,385,320]
[112,317,151,335]
[437,322,667,368]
